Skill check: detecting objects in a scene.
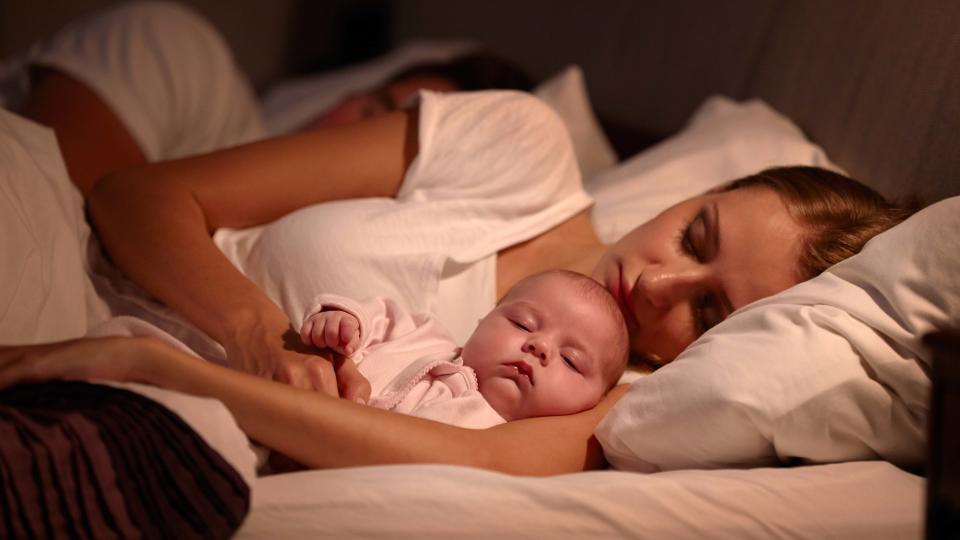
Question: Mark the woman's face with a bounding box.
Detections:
[592,187,805,364]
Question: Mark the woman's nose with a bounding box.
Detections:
[636,263,710,309]
[522,339,551,365]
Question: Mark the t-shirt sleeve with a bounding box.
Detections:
[27,2,262,161]
[398,90,593,262]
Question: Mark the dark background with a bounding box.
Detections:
[3,0,958,201]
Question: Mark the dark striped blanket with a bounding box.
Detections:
[0,381,249,539]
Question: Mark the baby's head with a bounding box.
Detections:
[461,270,628,421]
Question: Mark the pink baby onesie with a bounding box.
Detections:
[304,294,506,429]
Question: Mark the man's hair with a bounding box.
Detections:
[388,52,534,93]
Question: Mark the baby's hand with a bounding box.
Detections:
[299,310,361,356]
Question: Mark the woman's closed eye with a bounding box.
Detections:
[679,204,729,336]
[678,212,711,335]
[678,209,706,261]
[692,294,718,335]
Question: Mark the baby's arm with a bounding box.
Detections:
[300,294,457,360]
[300,310,361,356]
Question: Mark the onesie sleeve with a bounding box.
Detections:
[304,294,453,355]
[27,1,262,161]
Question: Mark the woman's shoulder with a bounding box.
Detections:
[404,89,583,200]
[418,89,568,143]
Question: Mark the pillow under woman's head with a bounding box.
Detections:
[587,96,840,244]
[596,196,958,472]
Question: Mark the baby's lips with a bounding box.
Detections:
[505,360,535,386]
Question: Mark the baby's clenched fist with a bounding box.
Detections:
[299,310,361,356]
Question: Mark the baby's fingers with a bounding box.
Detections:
[299,318,316,346]
[322,313,358,356]
[301,312,357,355]
[308,317,331,349]
[339,316,360,356]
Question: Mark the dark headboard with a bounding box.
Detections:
[390,0,960,203]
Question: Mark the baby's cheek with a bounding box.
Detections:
[539,383,604,417]
[478,378,523,421]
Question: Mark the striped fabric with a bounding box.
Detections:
[0,381,249,539]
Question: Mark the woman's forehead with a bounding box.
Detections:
[712,188,805,308]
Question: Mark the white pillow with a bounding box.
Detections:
[533,65,618,179]
[596,197,957,472]
[0,109,109,343]
[260,49,617,180]
[588,95,839,243]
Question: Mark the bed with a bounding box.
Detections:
[2,1,958,538]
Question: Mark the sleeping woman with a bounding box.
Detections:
[2,2,916,475]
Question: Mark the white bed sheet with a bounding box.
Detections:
[239,462,922,539]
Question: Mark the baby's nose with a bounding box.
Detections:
[522,340,550,365]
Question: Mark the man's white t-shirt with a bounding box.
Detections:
[6,1,592,349]
[215,90,592,342]
[14,1,264,162]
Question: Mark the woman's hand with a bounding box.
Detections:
[222,319,371,402]
[0,336,176,389]
[273,348,372,404]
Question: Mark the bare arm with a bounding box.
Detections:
[159,357,627,475]
[85,107,417,391]
[0,339,627,476]
[21,69,147,197]
[21,69,405,396]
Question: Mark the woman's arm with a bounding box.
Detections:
[85,108,417,393]
[0,339,626,476]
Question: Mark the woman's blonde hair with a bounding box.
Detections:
[721,166,920,280]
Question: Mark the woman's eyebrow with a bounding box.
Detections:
[708,201,735,315]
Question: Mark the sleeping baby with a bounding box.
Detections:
[299,269,629,428]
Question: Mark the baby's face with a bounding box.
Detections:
[461,272,625,421]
